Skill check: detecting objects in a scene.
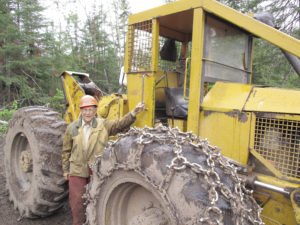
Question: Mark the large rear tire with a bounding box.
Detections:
[86,126,264,225]
[4,106,68,218]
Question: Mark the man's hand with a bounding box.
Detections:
[63,172,69,180]
[131,102,146,117]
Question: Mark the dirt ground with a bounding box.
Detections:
[0,135,72,225]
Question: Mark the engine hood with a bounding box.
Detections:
[202,82,300,115]
[244,85,300,114]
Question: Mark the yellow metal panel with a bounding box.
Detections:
[167,118,187,131]
[61,72,85,124]
[124,25,134,74]
[97,94,128,120]
[249,111,256,156]
[127,73,154,127]
[120,95,129,116]
[249,39,254,84]
[187,8,205,135]
[202,82,252,111]
[291,190,300,224]
[202,0,300,57]
[199,111,251,165]
[128,0,201,25]
[254,191,297,225]
[159,25,191,43]
[151,19,159,72]
[200,112,234,158]
[266,114,300,121]
[254,174,300,224]
[244,87,300,114]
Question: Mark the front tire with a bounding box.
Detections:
[86,126,263,225]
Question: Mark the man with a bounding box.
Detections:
[62,95,145,225]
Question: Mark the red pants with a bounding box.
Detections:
[69,176,90,225]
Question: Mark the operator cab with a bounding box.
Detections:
[125,4,254,128]
[155,12,253,120]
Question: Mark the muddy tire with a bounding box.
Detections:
[4,106,68,218]
[86,126,263,225]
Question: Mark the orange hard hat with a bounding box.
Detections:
[79,95,98,108]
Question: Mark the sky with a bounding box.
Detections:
[128,0,165,13]
[43,0,165,27]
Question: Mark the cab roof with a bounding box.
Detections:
[128,0,300,58]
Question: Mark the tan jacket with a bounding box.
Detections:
[62,112,135,177]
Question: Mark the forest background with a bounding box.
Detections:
[0,0,300,133]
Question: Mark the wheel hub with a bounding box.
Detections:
[20,150,33,173]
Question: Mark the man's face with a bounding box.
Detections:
[80,106,97,123]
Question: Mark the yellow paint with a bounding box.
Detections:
[255,192,297,225]
[60,72,129,125]
[129,0,300,57]
[253,175,300,225]
[151,19,159,72]
[127,73,154,127]
[60,71,85,124]
[198,82,254,164]
[291,190,300,224]
[266,113,300,121]
[167,118,187,131]
[187,8,205,135]
[183,58,190,100]
[124,25,134,74]
[128,0,201,25]
[202,82,252,111]
[245,87,300,114]
[199,110,251,165]
[97,94,128,120]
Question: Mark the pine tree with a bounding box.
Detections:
[0,0,60,106]
[110,0,130,68]
[79,3,120,93]
[0,0,25,105]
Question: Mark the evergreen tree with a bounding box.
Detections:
[80,3,119,93]
[110,0,130,68]
[0,0,27,105]
[0,0,59,106]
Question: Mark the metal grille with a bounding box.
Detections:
[254,116,300,179]
[128,21,152,72]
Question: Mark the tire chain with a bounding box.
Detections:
[87,125,264,225]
